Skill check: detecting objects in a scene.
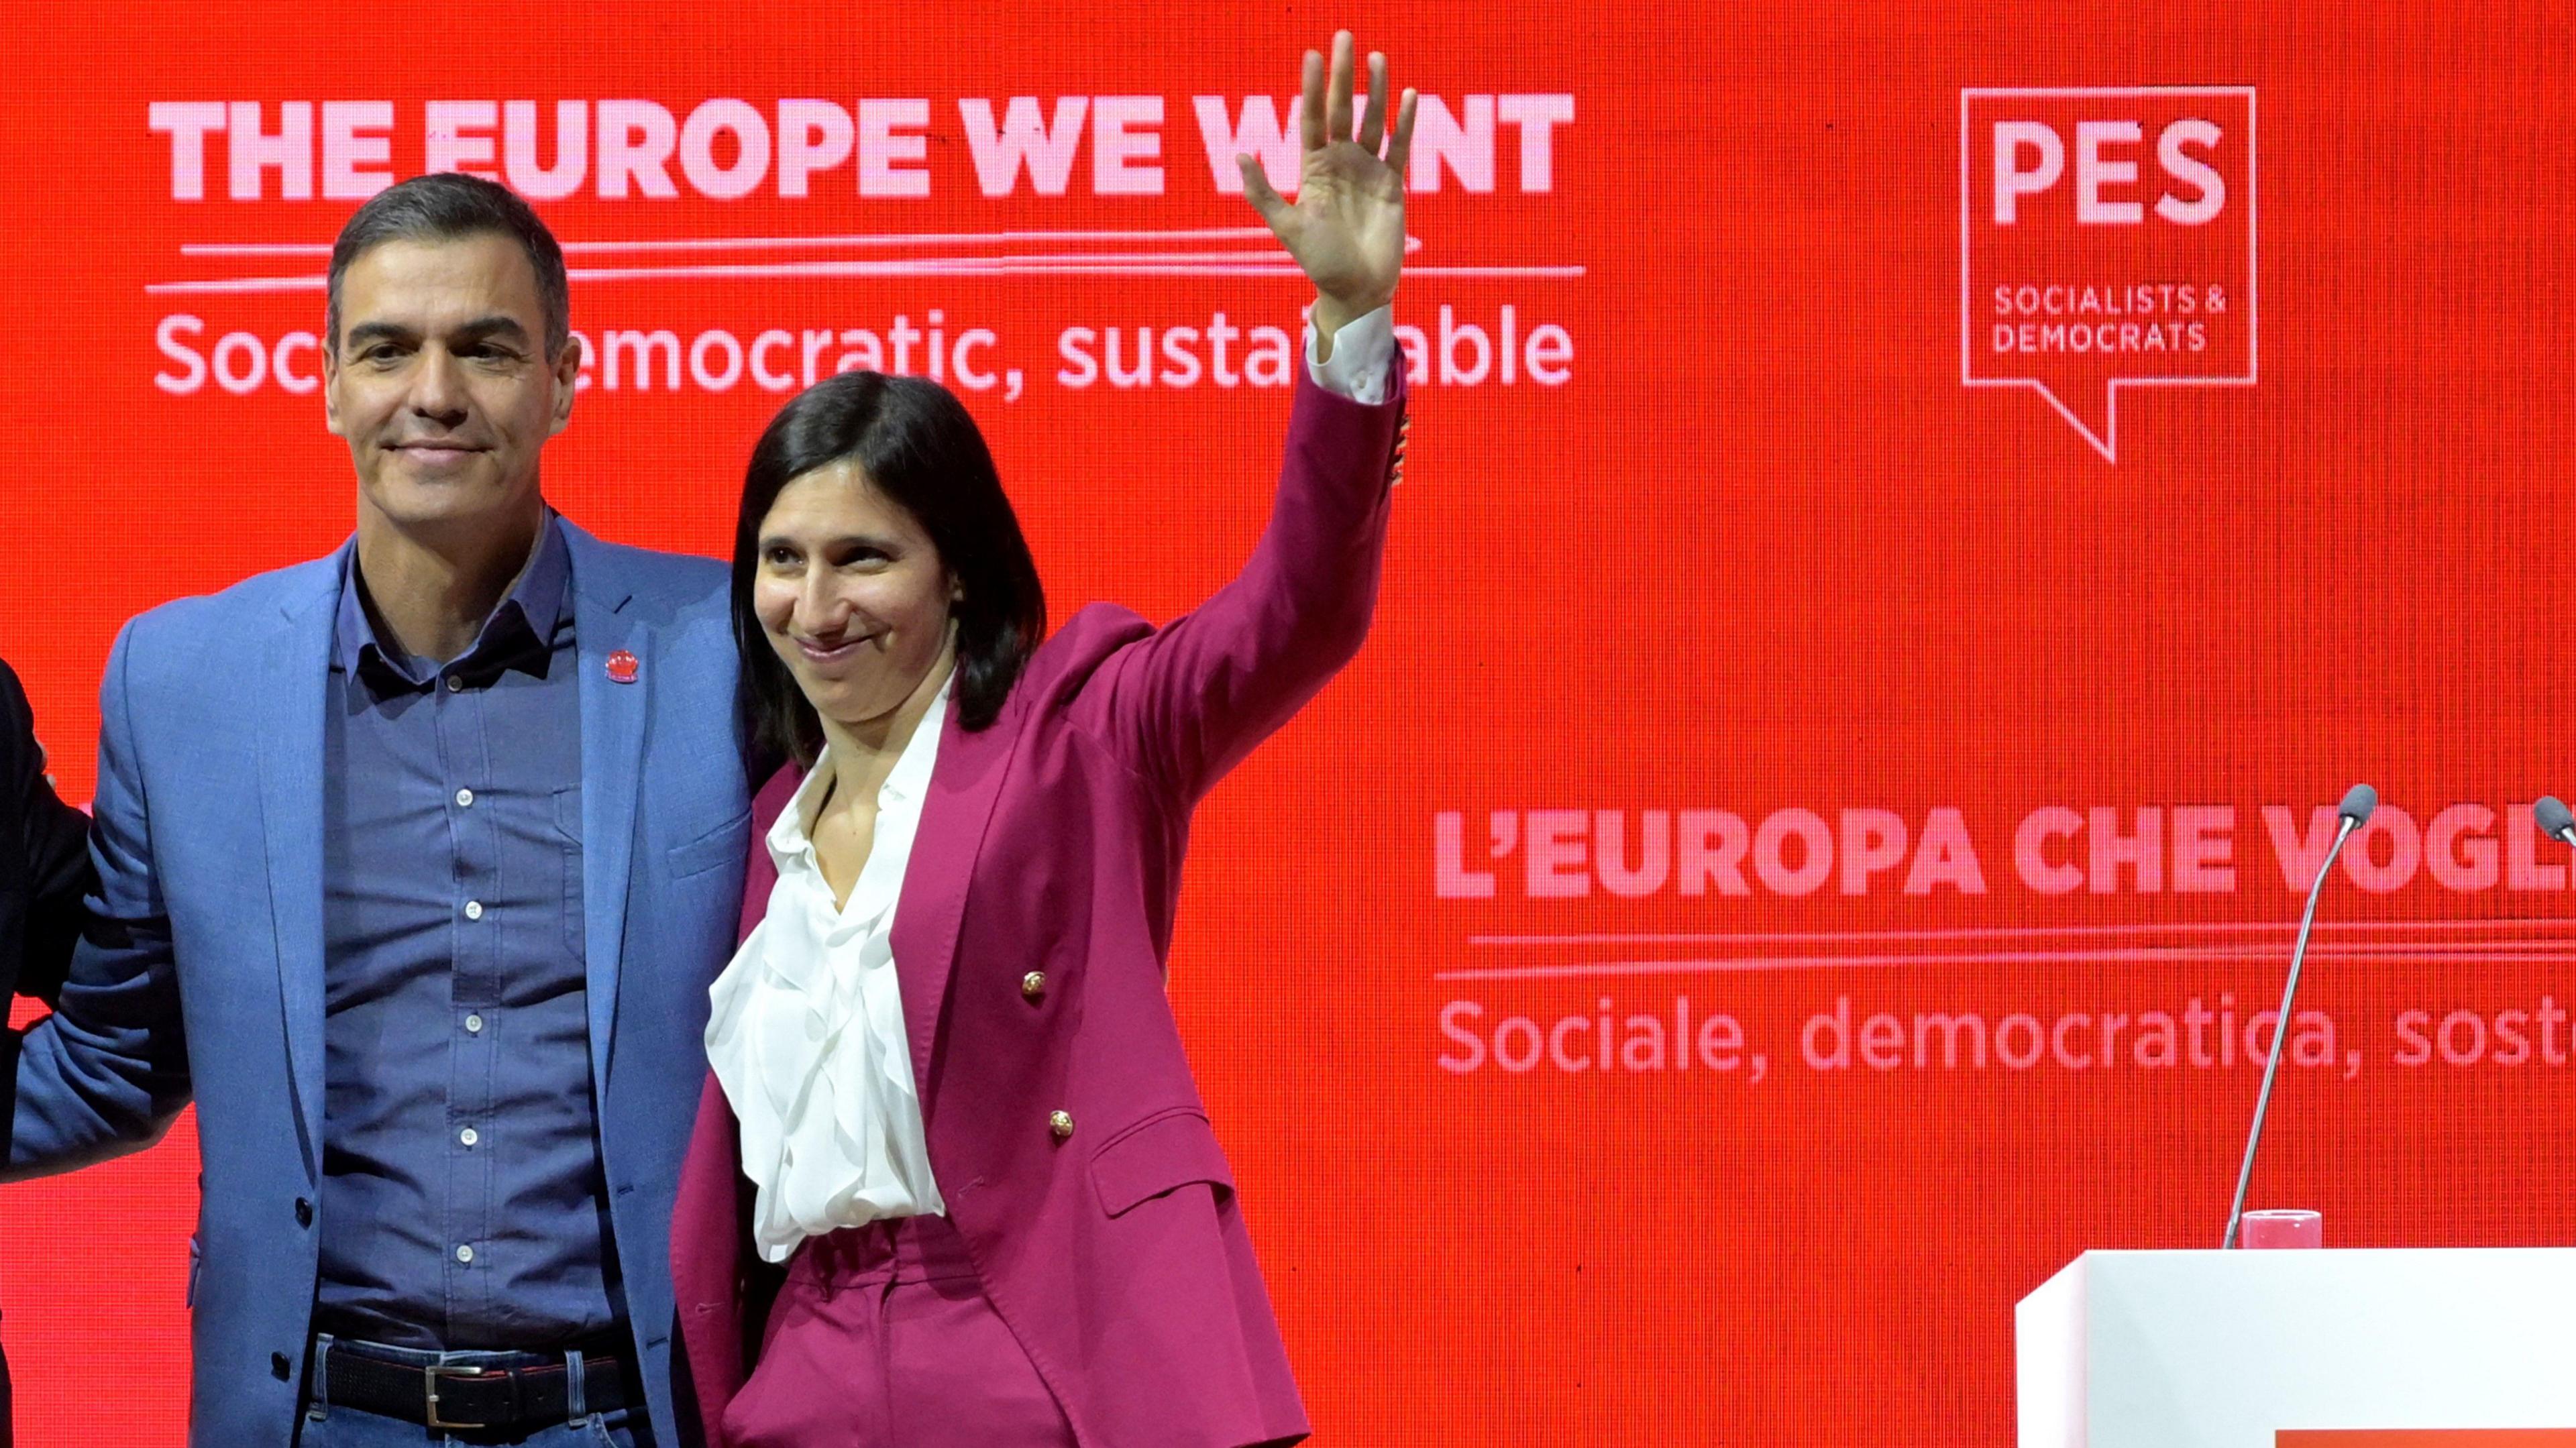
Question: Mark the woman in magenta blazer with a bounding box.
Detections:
[670,35,1416,1448]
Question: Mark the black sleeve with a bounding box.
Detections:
[3,659,94,1008]
[0,1016,17,1148]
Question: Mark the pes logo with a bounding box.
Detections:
[1960,88,2255,461]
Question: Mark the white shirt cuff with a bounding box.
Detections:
[1305,306,1396,405]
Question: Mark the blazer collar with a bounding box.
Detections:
[888,692,1022,1103]
[256,547,346,1180]
[561,519,645,1089]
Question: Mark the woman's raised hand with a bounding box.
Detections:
[1238,32,1419,345]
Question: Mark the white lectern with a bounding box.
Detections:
[2017,1249,2576,1447]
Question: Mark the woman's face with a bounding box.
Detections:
[753,459,957,734]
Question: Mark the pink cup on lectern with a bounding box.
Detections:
[2239,1209,2324,1249]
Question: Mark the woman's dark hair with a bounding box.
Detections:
[733,372,1046,763]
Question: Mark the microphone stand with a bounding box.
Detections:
[2221,813,2358,1249]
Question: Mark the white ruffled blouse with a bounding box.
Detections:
[704,684,949,1264]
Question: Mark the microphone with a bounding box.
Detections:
[2536,796,2576,848]
[2222,783,2377,1249]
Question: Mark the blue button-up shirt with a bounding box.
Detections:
[315,517,619,1350]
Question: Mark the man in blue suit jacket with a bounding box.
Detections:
[6,174,749,1445]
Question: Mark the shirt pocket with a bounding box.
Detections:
[553,785,587,958]
[1090,1107,1238,1218]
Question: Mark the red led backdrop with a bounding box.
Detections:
[1,1,2573,1442]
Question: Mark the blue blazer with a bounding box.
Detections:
[7,520,751,1445]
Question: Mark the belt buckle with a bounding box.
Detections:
[425,1362,495,1432]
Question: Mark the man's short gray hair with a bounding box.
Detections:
[325,172,570,356]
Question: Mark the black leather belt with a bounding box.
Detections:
[320,1337,633,1432]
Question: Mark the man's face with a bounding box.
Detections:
[324,233,576,534]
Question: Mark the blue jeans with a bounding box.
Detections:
[290,1335,647,1447]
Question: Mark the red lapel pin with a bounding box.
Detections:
[606,650,640,684]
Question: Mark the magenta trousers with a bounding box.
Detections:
[721,1214,1076,1447]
